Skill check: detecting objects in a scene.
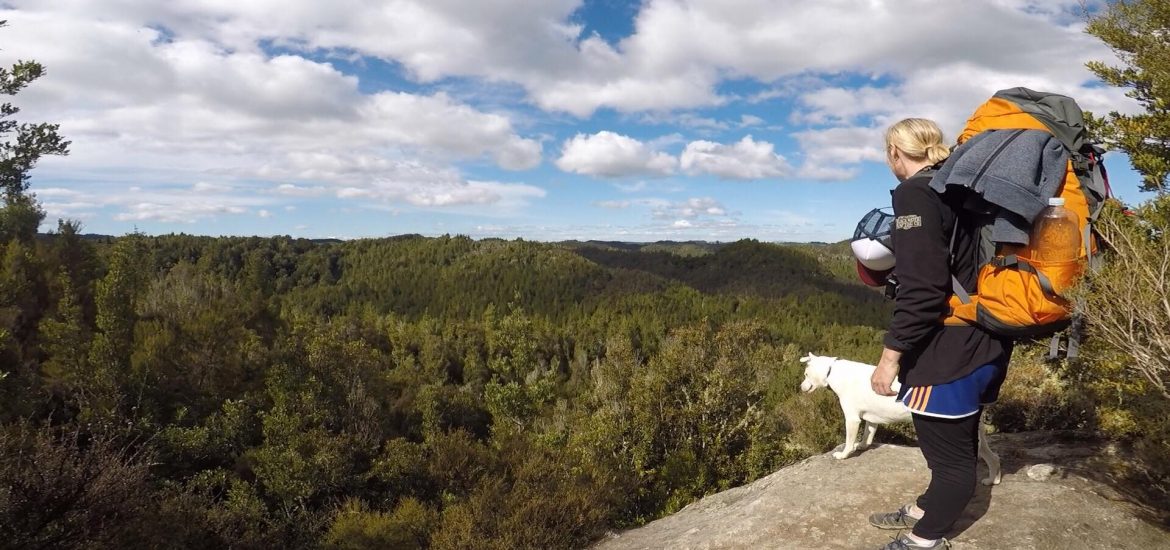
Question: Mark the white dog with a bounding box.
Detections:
[799,352,1001,485]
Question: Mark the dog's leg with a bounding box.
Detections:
[861,422,878,450]
[978,413,1002,486]
[834,417,860,459]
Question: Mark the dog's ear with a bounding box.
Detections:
[799,353,814,363]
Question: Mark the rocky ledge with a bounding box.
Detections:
[595,432,1169,549]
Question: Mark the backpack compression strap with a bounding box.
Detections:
[992,255,1059,298]
[947,209,974,305]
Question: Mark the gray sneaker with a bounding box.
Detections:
[879,534,951,549]
[868,505,920,530]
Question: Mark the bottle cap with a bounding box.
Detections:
[1048,197,1066,207]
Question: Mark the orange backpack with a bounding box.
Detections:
[939,88,1110,347]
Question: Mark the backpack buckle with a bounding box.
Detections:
[991,255,1019,269]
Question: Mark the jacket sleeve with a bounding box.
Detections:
[883,182,951,352]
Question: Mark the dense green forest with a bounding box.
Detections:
[4,219,1169,548]
[2,223,907,548]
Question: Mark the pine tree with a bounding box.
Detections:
[39,271,89,395]
[0,20,68,396]
[85,235,147,423]
[0,21,70,242]
[1085,0,1170,192]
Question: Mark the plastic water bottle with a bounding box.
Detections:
[1031,197,1081,262]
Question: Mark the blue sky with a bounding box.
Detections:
[0,0,1147,242]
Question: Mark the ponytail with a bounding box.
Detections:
[886,118,950,165]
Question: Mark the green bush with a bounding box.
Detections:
[0,424,152,549]
[990,343,1096,432]
[325,497,438,550]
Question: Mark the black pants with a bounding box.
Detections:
[911,409,982,540]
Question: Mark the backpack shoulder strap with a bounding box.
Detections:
[1073,144,1111,219]
[939,185,982,305]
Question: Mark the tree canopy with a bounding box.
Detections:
[1086,0,1170,192]
[0,20,70,243]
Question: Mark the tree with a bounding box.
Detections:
[1082,1,1170,500]
[1085,0,1170,192]
[0,20,70,242]
[38,271,90,395]
[85,234,147,423]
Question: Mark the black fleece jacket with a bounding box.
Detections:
[883,169,1012,387]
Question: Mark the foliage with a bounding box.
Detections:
[1077,197,1170,398]
[1067,194,1170,494]
[988,345,1096,432]
[1085,0,1170,192]
[0,21,70,243]
[0,223,902,547]
[325,497,438,550]
[0,423,152,550]
[2,199,1166,546]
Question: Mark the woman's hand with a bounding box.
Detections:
[871,347,902,396]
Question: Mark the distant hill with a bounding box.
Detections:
[52,232,346,245]
[559,239,726,257]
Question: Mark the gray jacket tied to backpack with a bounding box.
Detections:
[929,128,1067,245]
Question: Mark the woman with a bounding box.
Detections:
[867,118,1013,550]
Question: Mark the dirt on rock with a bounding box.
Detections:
[593,432,1169,550]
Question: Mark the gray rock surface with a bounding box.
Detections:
[594,433,1169,550]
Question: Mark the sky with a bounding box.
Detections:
[0,0,1149,242]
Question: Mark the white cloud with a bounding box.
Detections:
[527,0,1120,116]
[595,200,632,209]
[739,115,764,127]
[555,131,677,177]
[258,153,545,209]
[651,197,731,221]
[33,187,85,199]
[41,200,100,220]
[792,86,905,126]
[7,0,1130,122]
[613,181,650,193]
[561,133,794,181]
[193,181,233,193]
[680,136,791,180]
[792,126,886,181]
[642,112,729,132]
[38,183,275,224]
[354,92,542,170]
[0,7,544,214]
[115,202,247,223]
[274,184,329,197]
[0,0,1146,238]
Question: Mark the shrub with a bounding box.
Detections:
[429,438,617,550]
[990,343,1096,432]
[324,497,438,550]
[0,423,152,549]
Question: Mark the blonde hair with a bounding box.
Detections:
[885,118,950,165]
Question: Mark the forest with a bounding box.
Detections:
[2,221,910,548]
[3,214,1169,548]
